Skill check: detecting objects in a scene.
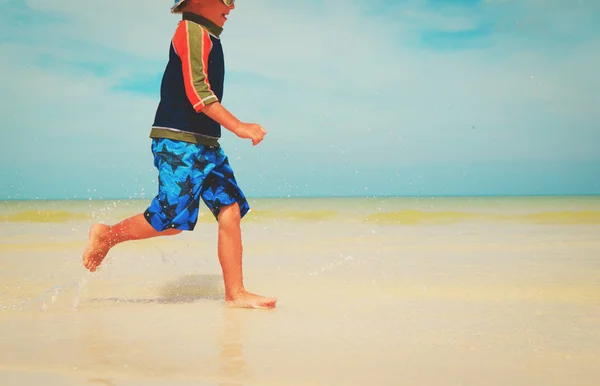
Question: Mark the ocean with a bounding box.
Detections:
[1,196,599,385]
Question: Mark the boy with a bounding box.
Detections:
[82,0,277,309]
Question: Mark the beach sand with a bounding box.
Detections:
[1,196,599,385]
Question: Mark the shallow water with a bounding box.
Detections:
[1,196,599,385]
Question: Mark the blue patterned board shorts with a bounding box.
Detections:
[143,138,250,232]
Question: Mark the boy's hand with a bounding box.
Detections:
[233,123,267,146]
[200,102,267,146]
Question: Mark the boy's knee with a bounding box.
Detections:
[218,203,241,226]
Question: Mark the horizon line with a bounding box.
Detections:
[2,193,600,202]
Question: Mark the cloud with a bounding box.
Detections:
[1,0,599,199]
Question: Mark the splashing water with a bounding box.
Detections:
[0,274,90,312]
[72,275,88,310]
[35,282,79,311]
[10,278,88,312]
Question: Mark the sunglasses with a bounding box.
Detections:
[222,0,235,6]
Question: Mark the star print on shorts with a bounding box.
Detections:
[143,138,250,231]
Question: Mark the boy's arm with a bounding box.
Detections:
[173,22,266,146]
[202,102,267,146]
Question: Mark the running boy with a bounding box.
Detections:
[82,0,277,309]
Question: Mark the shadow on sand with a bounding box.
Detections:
[90,274,225,305]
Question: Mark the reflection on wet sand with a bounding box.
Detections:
[78,274,251,385]
[217,308,249,386]
[86,377,116,386]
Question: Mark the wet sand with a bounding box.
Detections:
[1,197,599,385]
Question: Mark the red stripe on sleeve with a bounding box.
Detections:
[172,21,203,109]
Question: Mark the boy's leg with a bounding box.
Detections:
[82,138,204,272]
[200,151,276,309]
[217,202,276,309]
[83,214,181,272]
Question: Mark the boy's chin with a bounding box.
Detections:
[207,16,227,28]
[199,12,228,28]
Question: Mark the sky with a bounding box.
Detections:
[1,0,599,200]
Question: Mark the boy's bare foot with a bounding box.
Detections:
[226,290,277,309]
[82,224,111,272]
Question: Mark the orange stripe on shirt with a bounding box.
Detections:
[172,21,217,112]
